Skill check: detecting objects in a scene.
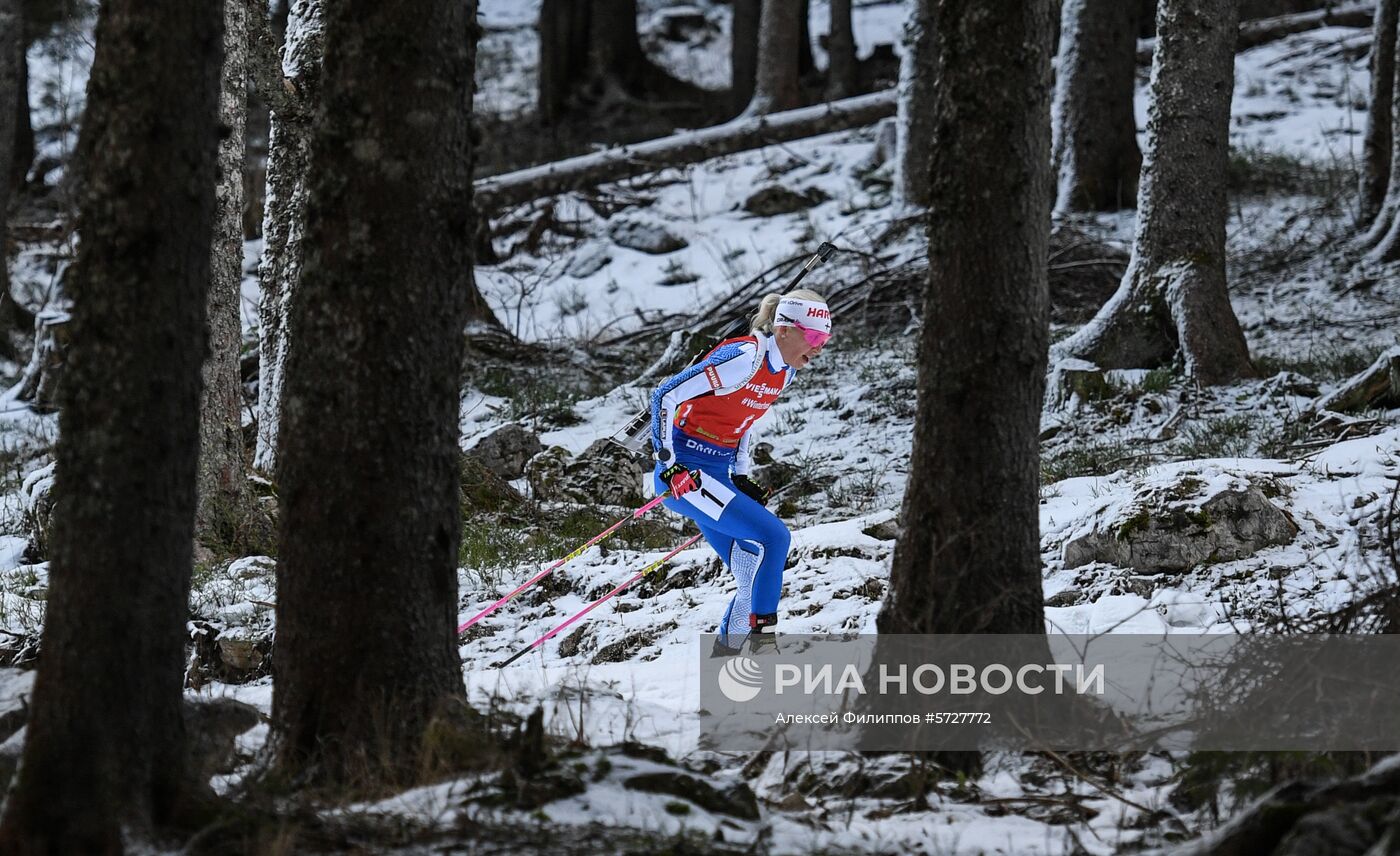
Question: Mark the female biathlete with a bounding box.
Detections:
[649,289,832,654]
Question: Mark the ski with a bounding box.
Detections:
[457,492,671,635]
[495,532,705,668]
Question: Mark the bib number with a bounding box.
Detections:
[683,477,736,522]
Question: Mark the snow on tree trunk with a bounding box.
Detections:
[1054,0,1256,386]
[743,0,802,116]
[0,0,17,300]
[198,0,254,542]
[1360,0,1397,227]
[879,0,1054,636]
[1050,0,1142,213]
[270,0,474,787]
[0,0,221,848]
[1360,6,1400,263]
[826,0,857,100]
[11,308,65,411]
[894,0,936,208]
[731,0,760,113]
[254,0,323,475]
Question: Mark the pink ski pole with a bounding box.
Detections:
[457,492,671,635]
[497,533,705,668]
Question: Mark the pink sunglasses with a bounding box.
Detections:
[788,318,831,349]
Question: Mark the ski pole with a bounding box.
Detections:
[457,492,672,635]
[496,532,705,668]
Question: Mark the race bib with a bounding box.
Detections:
[683,476,736,522]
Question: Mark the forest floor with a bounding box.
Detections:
[0,5,1396,855]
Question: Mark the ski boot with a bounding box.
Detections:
[710,634,744,658]
[747,613,779,655]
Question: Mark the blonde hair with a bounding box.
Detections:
[750,288,827,335]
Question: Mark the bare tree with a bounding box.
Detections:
[743,0,802,116]
[826,0,857,100]
[197,0,258,548]
[0,0,221,848]
[270,0,475,787]
[1051,0,1142,212]
[1360,0,1398,226]
[1054,0,1255,386]
[894,0,936,207]
[879,0,1053,637]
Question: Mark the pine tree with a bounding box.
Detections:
[743,0,803,115]
[198,0,258,549]
[894,0,936,208]
[1051,0,1143,212]
[1359,0,1398,226]
[270,0,476,787]
[731,0,760,113]
[253,0,323,474]
[1053,0,1255,385]
[0,0,18,305]
[826,0,857,101]
[880,0,1053,637]
[0,0,222,848]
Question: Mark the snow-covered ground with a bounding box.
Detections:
[0,6,1396,855]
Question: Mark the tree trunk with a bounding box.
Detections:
[894,0,936,207]
[826,0,857,100]
[731,0,760,114]
[10,18,29,190]
[1361,6,1400,262]
[539,0,706,123]
[11,308,65,411]
[0,0,221,849]
[271,0,474,788]
[1051,0,1142,212]
[0,0,17,303]
[253,0,322,475]
[743,0,802,116]
[589,0,647,91]
[1136,2,1376,64]
[1054,0,1256,386]
[798,0,815,80]
[198,0,255,547]
[538,0,589,123]
[1360,0,1397,227]
[879,0,1053,638]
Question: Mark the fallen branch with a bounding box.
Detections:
[1308,345,1400,416]
[475,90,897,212]
[1136,2,1374,64]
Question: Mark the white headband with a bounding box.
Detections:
[773,298,832,334]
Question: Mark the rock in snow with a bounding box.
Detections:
[1063,484,1298,573]
[608,218,688,255]
[467,422,545,480]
